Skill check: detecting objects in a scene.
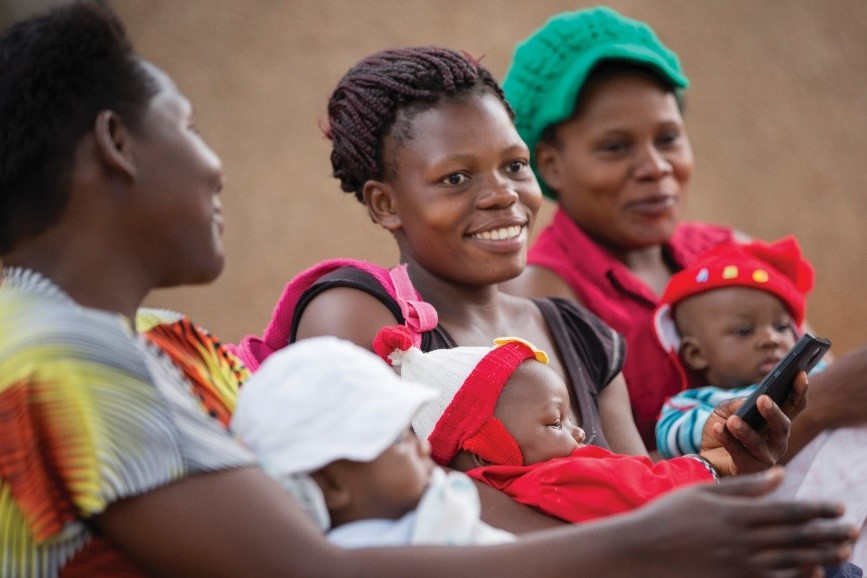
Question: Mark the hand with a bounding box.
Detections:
[784,344,867,461]
[798,343,867,429]
[626,468,856,578]
[699,371,808,476]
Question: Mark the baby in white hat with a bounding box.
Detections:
[230,335,513,548]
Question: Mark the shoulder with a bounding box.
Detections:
[294,274,403,351]
[1,291,151,380]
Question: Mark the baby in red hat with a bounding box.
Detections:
[653,235,818,457]
[373,325,785,524]
[652,236,867,567]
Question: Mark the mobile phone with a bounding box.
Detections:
[733,333,831,430]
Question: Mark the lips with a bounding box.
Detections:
[627,194,678,216]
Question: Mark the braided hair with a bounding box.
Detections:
[326,46,512,201]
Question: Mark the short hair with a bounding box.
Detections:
[326,46,512,201]
[0,1,158,255]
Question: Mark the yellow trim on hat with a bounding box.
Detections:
[492,337,549,364]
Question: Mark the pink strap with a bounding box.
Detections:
[390,264,438,345]
[228,259,437,372]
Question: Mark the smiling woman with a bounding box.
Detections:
[235,47,650,484]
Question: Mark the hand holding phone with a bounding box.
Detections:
[733,333,831,430]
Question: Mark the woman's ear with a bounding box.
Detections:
[362,180,401,230]
[309,466,351,512]
[534,141,563,192]
[93,110,137,179]
[679,336,709,373]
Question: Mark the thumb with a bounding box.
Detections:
[708,467,784,498]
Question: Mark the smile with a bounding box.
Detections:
[470,225,523,241]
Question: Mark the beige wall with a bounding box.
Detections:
[101,1,867,354]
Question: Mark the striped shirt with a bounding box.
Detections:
[656,363,827,459]
[0,268,254,577]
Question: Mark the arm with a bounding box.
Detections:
[783,343,867,461]
[656,389,722,459]
[597,372,648,456]
[471,477,567,534]
[95,465,855,578]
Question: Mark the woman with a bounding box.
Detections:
[0,4,854,577]
[500,6,867,456]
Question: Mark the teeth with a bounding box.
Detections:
[472,225,522,241]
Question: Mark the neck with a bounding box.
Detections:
[4,235,152,325]
[597,240,673,297]
[403,258,504,339]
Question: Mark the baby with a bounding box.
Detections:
[653,235,819,456]
[231,336,513,547]
[653,235,867,568]
[371,325,749,525]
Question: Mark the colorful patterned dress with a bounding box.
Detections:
[0,268,254,577]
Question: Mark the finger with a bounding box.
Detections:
[737,501,850,529]
[750,542,853,572]
[762,566,825,578]
[762,568,824,578]
[779,371,810,419]
[707,468,785,497]
[714,396,745,417]
[725,411,778,467]
[756,393,795,456]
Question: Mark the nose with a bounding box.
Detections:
[569,424,586,445]
[632,145,672,180]
[757,325,785,348]
[476,174,519,209]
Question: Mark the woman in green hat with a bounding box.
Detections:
[500,6,867,458]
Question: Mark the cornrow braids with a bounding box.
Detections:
[327,46,512,201]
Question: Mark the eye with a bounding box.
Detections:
[442,173,468,185]
[597,140,629,155]
[548,419,563,430]
[732,326,753,337]
[506,159,528,174]
[656,130,681,148]
[775,321,793,333]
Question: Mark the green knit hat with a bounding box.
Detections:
[503,6,689,199]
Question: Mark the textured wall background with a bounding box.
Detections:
[13,1,867,353]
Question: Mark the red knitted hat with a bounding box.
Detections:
[654,236,815,356]
[374,325,549,467]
